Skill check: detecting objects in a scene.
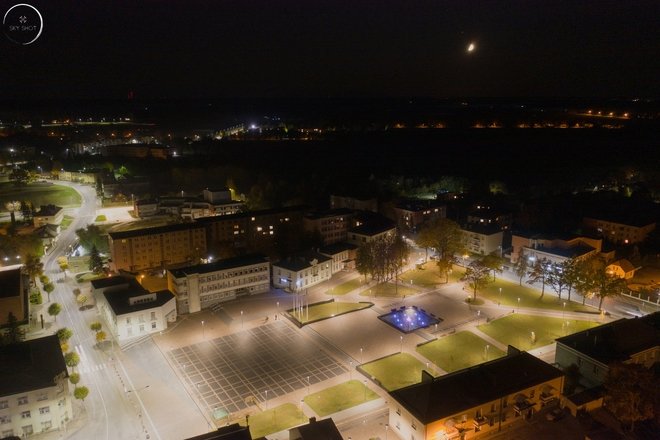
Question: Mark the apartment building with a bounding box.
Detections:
[0,335,73,438]
[392,199,446,233]
[461,224,504,256]
[389,349,563,440]
[33,205,63,228]
[92,276,176,344]
[0,266,29,335]
[319,243,358,273]
[347,221,397,245]
[583,216,656,244]
[108,223,207,272]
[303,209,354,245]
[167,254,270,314]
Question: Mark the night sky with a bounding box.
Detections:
[1,0,659,99]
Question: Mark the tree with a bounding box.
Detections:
[88,245,104,274]
[56,327,73,343]
[23,253,44,285]
[75,224,108,253]
[60,342,69,353]
[64,351,80,370]
[48,303,62,322]
[58,257,69,279]
[436,256,454,283]
[415,226,435,261]
[481,253,505,281]
[461,260,491,301]
[95,331,107,345]
[3,312,23,344]
[90,322,102,332]
[561,258,580,302]
[356,242,375,282]
[547,262,568,301]
[5,201,20,224]
[73,386,89,402]
[69,372,80,385]
[513,251,529,286]
[527,258,552,299]
[39,274,49,285]
[76,294,89,308]
[43,282,55,302]
[593,267,628,311]
[604,363,657,432]
[419,218,466,261]
[20,200,33,223]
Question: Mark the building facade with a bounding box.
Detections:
[92,276,177,344]
[167,255,270,314]
[0,266,29,334]
[510,232,601,265]
[392,199,446,233]
[0,336,73,438]
[319,243,358,274]
[272,252,332,292]
[108,223,207,272]
[461,224,504,256]
[33,205,64,228]
[389,350,563,440]
[303,209,354,245]
[583,216,656,244]
[347,222,397,245]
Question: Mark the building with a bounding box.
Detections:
[0,335,73,438]
[605,259,637,279]
[289,417,342,440]
[0,266,29,338]
[389,349,564,440]
[583,216,656,245]
[167,255,270,314]
[461,224,504,256]
[554,312,660,389]
[467,206,513,230]
[32,205,63,228]
[272,251,332,292]
[58,169,102,185]
[108,223,207,272]
[392,199,446,233]
[330,194,378,212]
[510,232,601,265]
[202,188,231,204]
[185,423,251,440]
[197,206,305,250]
[133,199,159,218]
[319,242,358,274]
[347,220,397,245]
[303,209,354,245]
[103,143,170,159]
[92,276,177,344]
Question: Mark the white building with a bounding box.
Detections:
[319,243,357,274]
[0,335,73,438]
[32,205,63,228]
[347,222,396,245]
[461,224,504,256]
[167,254,270,314]
[92,276,176,345]
[272,252,332,292]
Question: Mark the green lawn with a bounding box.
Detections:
[329,278,363,295]
[304,380,379,416]
[241,403,304,439]
[75,271,106,283]
[358,283,418,298]
[475,276,594,313]
[68,256,90,274]
[289,301,371,324]
[417,331,506,373]
[361,352,430,391]
[477,314,601,351]
[60,215,74,230]
[0,182,81,207]
[400,263,448,287]
[94,215,107,222]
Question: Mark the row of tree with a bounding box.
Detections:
[56,327,89,403]
[356,235,410,284]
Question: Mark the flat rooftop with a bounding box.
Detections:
[0,266,22,299]
[169,254,268,278]
[108,222,205,240]
[0,335,68,396]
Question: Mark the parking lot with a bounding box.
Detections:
[168,321,347,414]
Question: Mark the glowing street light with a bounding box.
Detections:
[517,297,521,311]
[400,335,403,353]
[201,320,205,339]
[240,310,244,329]
[484,344,490,360]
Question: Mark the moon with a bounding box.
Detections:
[467,42,476,53]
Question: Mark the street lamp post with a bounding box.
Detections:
[306,376,310,397]
[349,361,353,380]
[360,347,363,364]
[276,301,279,317]
[400,335,403,353]
[201,320,205,340]
[517,297,521,312]
[484,344,490,360]
[563,301,566,320]
[240,310,244,329]
[385,423,389,440]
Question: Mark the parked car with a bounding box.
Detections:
[546,407,565,422]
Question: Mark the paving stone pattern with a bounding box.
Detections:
[169,321,347,413]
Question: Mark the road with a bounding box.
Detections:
[39,181,148,440]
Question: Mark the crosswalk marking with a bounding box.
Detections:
[74,345,106,374]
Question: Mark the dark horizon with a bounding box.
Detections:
[1,0,659,100]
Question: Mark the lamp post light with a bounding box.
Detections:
[563,301,566,320]
[349,361,353,380]
[360,347,363,364]
[201,320,205,340]
[517,297,521,311]
[363,380,367,401]
[484,344,490,360]
[385,423,389,440]
[276,301,279,316]
[240,310,244,329]
[400,335,403,353]
[264,390,268,410]
[306,376,310,397]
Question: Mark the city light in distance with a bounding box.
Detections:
[467,42,476,53]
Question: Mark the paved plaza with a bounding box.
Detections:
[168,321,347,414]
